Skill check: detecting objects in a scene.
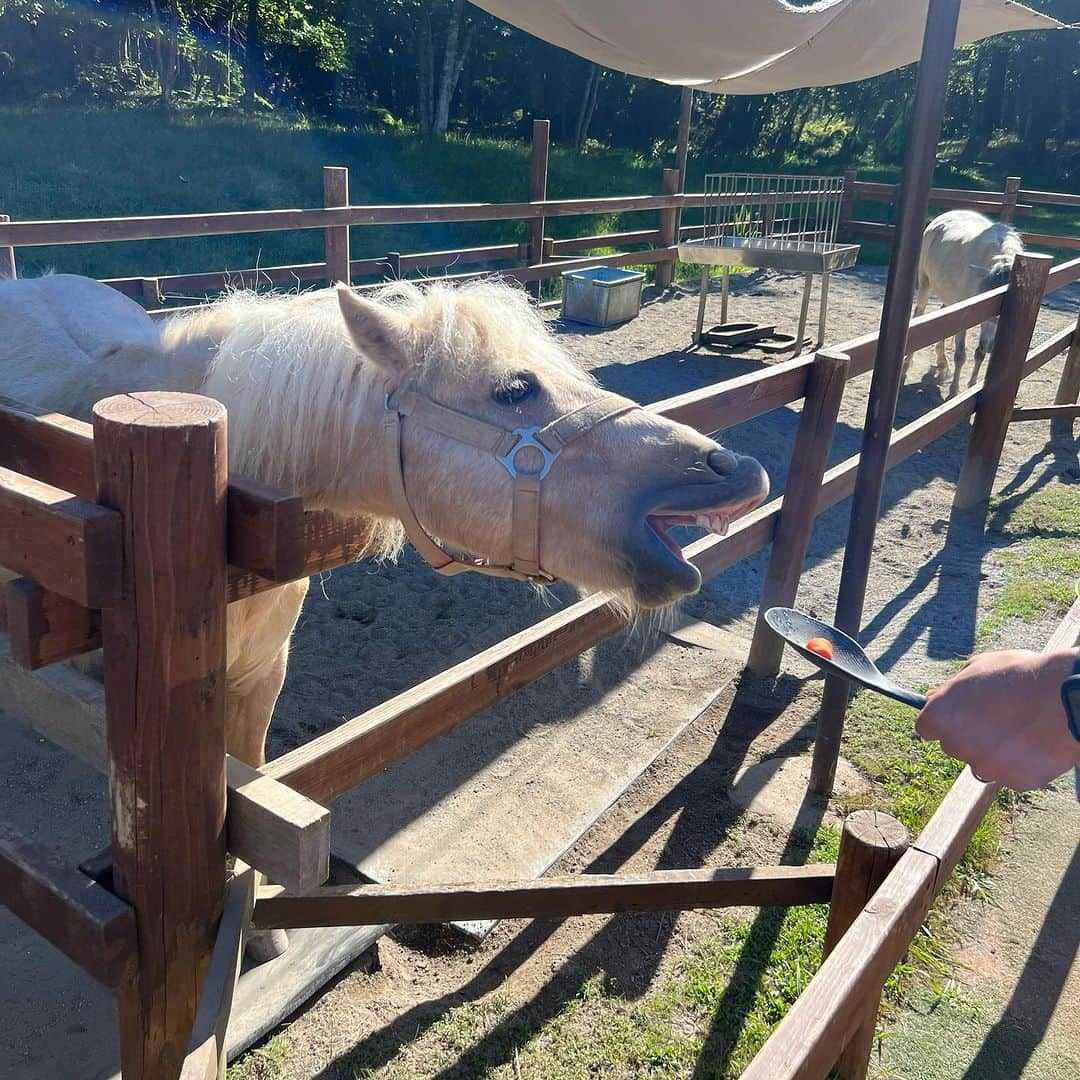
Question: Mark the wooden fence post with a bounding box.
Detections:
[323,166,350,285]
[655,168,680,290]
[838,171,858,241]
[527,119,550,300]
[95,392,228,1079]
[999,175,1022,224]
[0,213,15,279]
[1051,313,1080,440]
[954,252,1052,508]
[747,349,850,676]
[824,811,910,1080]
[140,277,161,311]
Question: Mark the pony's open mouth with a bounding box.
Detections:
[646,496,762,561]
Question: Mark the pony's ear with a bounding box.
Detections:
[337,285,411,376]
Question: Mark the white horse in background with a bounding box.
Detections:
[0,269,768,830]
[906,209,1025,395]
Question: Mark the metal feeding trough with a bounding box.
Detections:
[678,173,859,354]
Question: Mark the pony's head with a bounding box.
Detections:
[973,261,1013,363]
[338,280,767,609]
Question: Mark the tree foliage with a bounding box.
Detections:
[1,0,1077,182]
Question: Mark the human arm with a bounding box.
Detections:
[915,648,1080,791]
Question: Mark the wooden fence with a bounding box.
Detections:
[1,164,1080,1077]
[840,169,1080,252]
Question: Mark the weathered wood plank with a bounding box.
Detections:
[1019,189,1080,207]
[398,242,525,270]
[252,865,836,929]
[654,168,680,289]
[0,465,122,608]
[226,510,377,602]
[0,822,137,989]
[0,194,690,247]
[526,120,550,300]
[95,391,229,1080]
[956,253,1053,507]
[180,864,255,1080]
[1019,231,1080,252]
[823,812,910,1080]
[323,166,350,285]
[0,395,96,496]
[226,759,330,894]
[1010,403,1080,422]
[1051,316,1080,443]
[551,230,660,253]
[225,476,306,582]
[747,350,849,675]
[4,577,101,668]
[0,394,310,582]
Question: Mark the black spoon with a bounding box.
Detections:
[764,607,927,711]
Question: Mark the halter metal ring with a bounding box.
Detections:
[497,426,560,479]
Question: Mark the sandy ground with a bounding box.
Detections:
[223,265,1080,1078]
[1,265,1076,1079]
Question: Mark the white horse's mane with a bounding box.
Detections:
[159,278,594,560]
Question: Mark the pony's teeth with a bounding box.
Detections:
[695,514,711,528]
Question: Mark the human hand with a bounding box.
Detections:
[916,648,1080,791]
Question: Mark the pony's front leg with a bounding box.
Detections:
[950,330,967,397]
[225,579,309,963]
[227,641,294,962]
[904,276,931,381]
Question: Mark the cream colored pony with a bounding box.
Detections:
[0,273,768,953]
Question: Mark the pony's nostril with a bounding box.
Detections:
[707,448,739,476]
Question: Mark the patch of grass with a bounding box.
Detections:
[1,105,664,284]
[979,483,1080,644]
[227,1029,290,1079]
[845,691,1011,892]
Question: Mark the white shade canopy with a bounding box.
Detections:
[469,0,1062,94]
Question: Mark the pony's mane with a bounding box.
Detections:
[160,278,593,561]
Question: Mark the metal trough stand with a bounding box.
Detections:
[680,172,861,354]
[680,237,860,355]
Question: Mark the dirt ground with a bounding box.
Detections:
[224,265,1080,1079]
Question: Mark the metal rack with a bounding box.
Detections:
[678,173,860,352]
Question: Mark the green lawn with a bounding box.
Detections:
[1,106,669,283]
[7,106,1075,292]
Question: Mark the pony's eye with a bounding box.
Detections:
[493,372,537,406]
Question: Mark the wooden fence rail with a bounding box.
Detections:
[252,865,836,929]
[841,173,1080,255]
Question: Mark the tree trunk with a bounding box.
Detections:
[417,9,435,134]
[148,0,179,104]
[242,0,260,107]
[967,43,1007,159]
[433,0,463,136]
[574,63,600,149]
